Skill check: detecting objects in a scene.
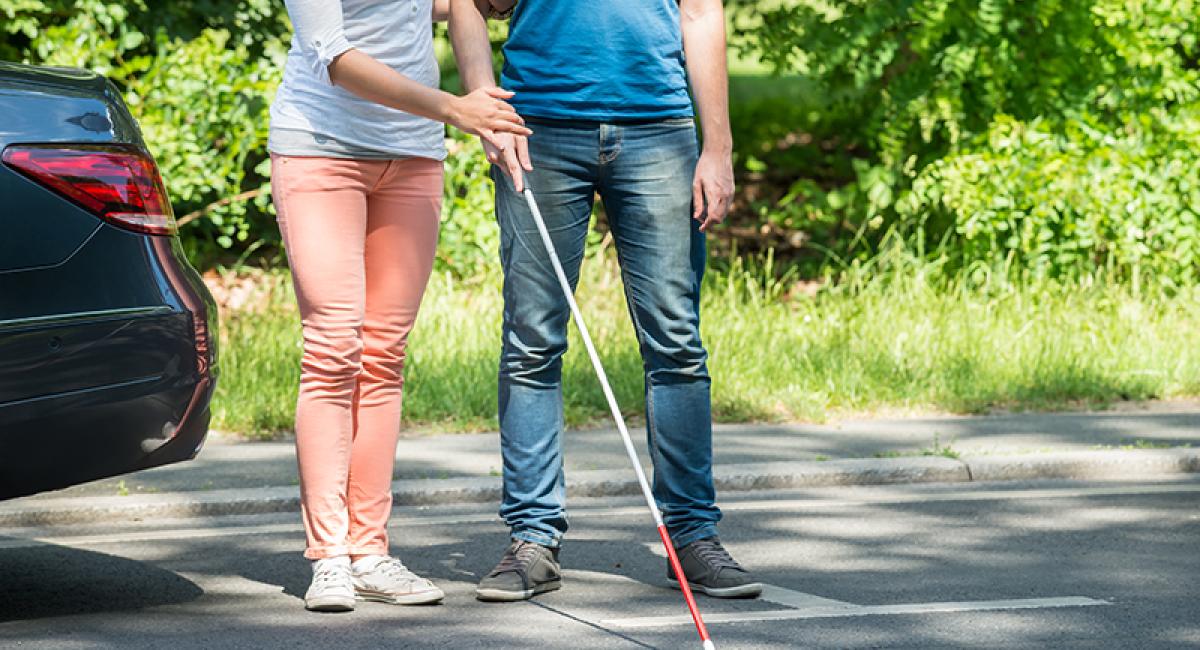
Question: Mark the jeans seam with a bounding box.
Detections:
[617,252,662,503]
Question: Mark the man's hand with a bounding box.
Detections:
[483,131,533,193]
[692,148,733,232]
[449,0,531,190]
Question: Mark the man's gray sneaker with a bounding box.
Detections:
[475,539,562,602]
[305,556,356,612]
[667,536,762,598]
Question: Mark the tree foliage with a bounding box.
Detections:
[4,1,1198,283]
[730,0,1200,284]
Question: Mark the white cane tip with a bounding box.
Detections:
[702,640,716,650]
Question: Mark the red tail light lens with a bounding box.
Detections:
[2,144,177,235]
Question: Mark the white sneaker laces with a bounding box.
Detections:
[311,559,353,593]
[365,557,433,591]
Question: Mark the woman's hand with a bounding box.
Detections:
[448,86,532,151]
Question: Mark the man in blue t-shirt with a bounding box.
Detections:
[450,0,760,602]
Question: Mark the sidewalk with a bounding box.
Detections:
[3,402,1198,527]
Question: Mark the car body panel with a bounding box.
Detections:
[0,164,105,273]
[0,61,218,501]
[0,62,142,148]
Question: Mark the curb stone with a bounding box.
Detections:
[964,448,1200,481]
[1,448,1196,529]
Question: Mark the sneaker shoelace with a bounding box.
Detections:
[313,561,352,589]
[691,538,743,571]
[372,557,430,589]
[494,540,543,574]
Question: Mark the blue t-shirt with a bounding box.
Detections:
[500,0,694,121]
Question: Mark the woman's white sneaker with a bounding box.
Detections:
[351,556,445,605]
[305,556,356,612]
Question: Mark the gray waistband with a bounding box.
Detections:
[268,128,403,160]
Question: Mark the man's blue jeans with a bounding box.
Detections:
[494,117,721,549]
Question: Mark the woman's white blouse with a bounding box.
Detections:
[269,0,446,160]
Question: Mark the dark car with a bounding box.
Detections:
[0,62,218,500]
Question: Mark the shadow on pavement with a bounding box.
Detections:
[0,541,203,622]
[237,550,312,601]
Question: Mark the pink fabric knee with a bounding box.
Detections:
[271,155,442,560]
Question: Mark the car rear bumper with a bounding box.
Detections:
[0,233,219,501]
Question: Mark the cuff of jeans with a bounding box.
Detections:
[669,526,719,550]
[304,544,352,560]
[347,545,389,558]
[512,529,560,549]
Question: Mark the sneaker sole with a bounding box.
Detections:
[668,576,764,599]
[305,595,357,612]
[356,587,445,606]
[475,579,562,602]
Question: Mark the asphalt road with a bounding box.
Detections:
[2,478,1198,649]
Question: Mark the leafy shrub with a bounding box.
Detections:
[130,28,285,253]
[899,110,1200,286]
[731,0,1200,283]
[8,1,1198,283]
[440,128,502,277]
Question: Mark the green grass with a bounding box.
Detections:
[211,253,1200,439]
[874,435,962,460]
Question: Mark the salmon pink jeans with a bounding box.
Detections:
[271,155,442,560]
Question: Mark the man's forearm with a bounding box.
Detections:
[681,0,732,154]
[450,0,499,91]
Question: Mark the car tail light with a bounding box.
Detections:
[1,144,177,235]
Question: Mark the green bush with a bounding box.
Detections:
[731,0,1200,283]
[899,110,1200,286]
[6,1,1199,283]
[439,129,503,278]
[131,28,285,253]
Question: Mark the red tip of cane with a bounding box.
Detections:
[658,525,713,645]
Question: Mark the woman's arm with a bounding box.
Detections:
[284,0,530,144]
[329,50,529,143]
[285,0,353,86]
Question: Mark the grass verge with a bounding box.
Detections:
[212,254,1200,439]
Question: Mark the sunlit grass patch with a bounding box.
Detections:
[211,254,1200,439]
